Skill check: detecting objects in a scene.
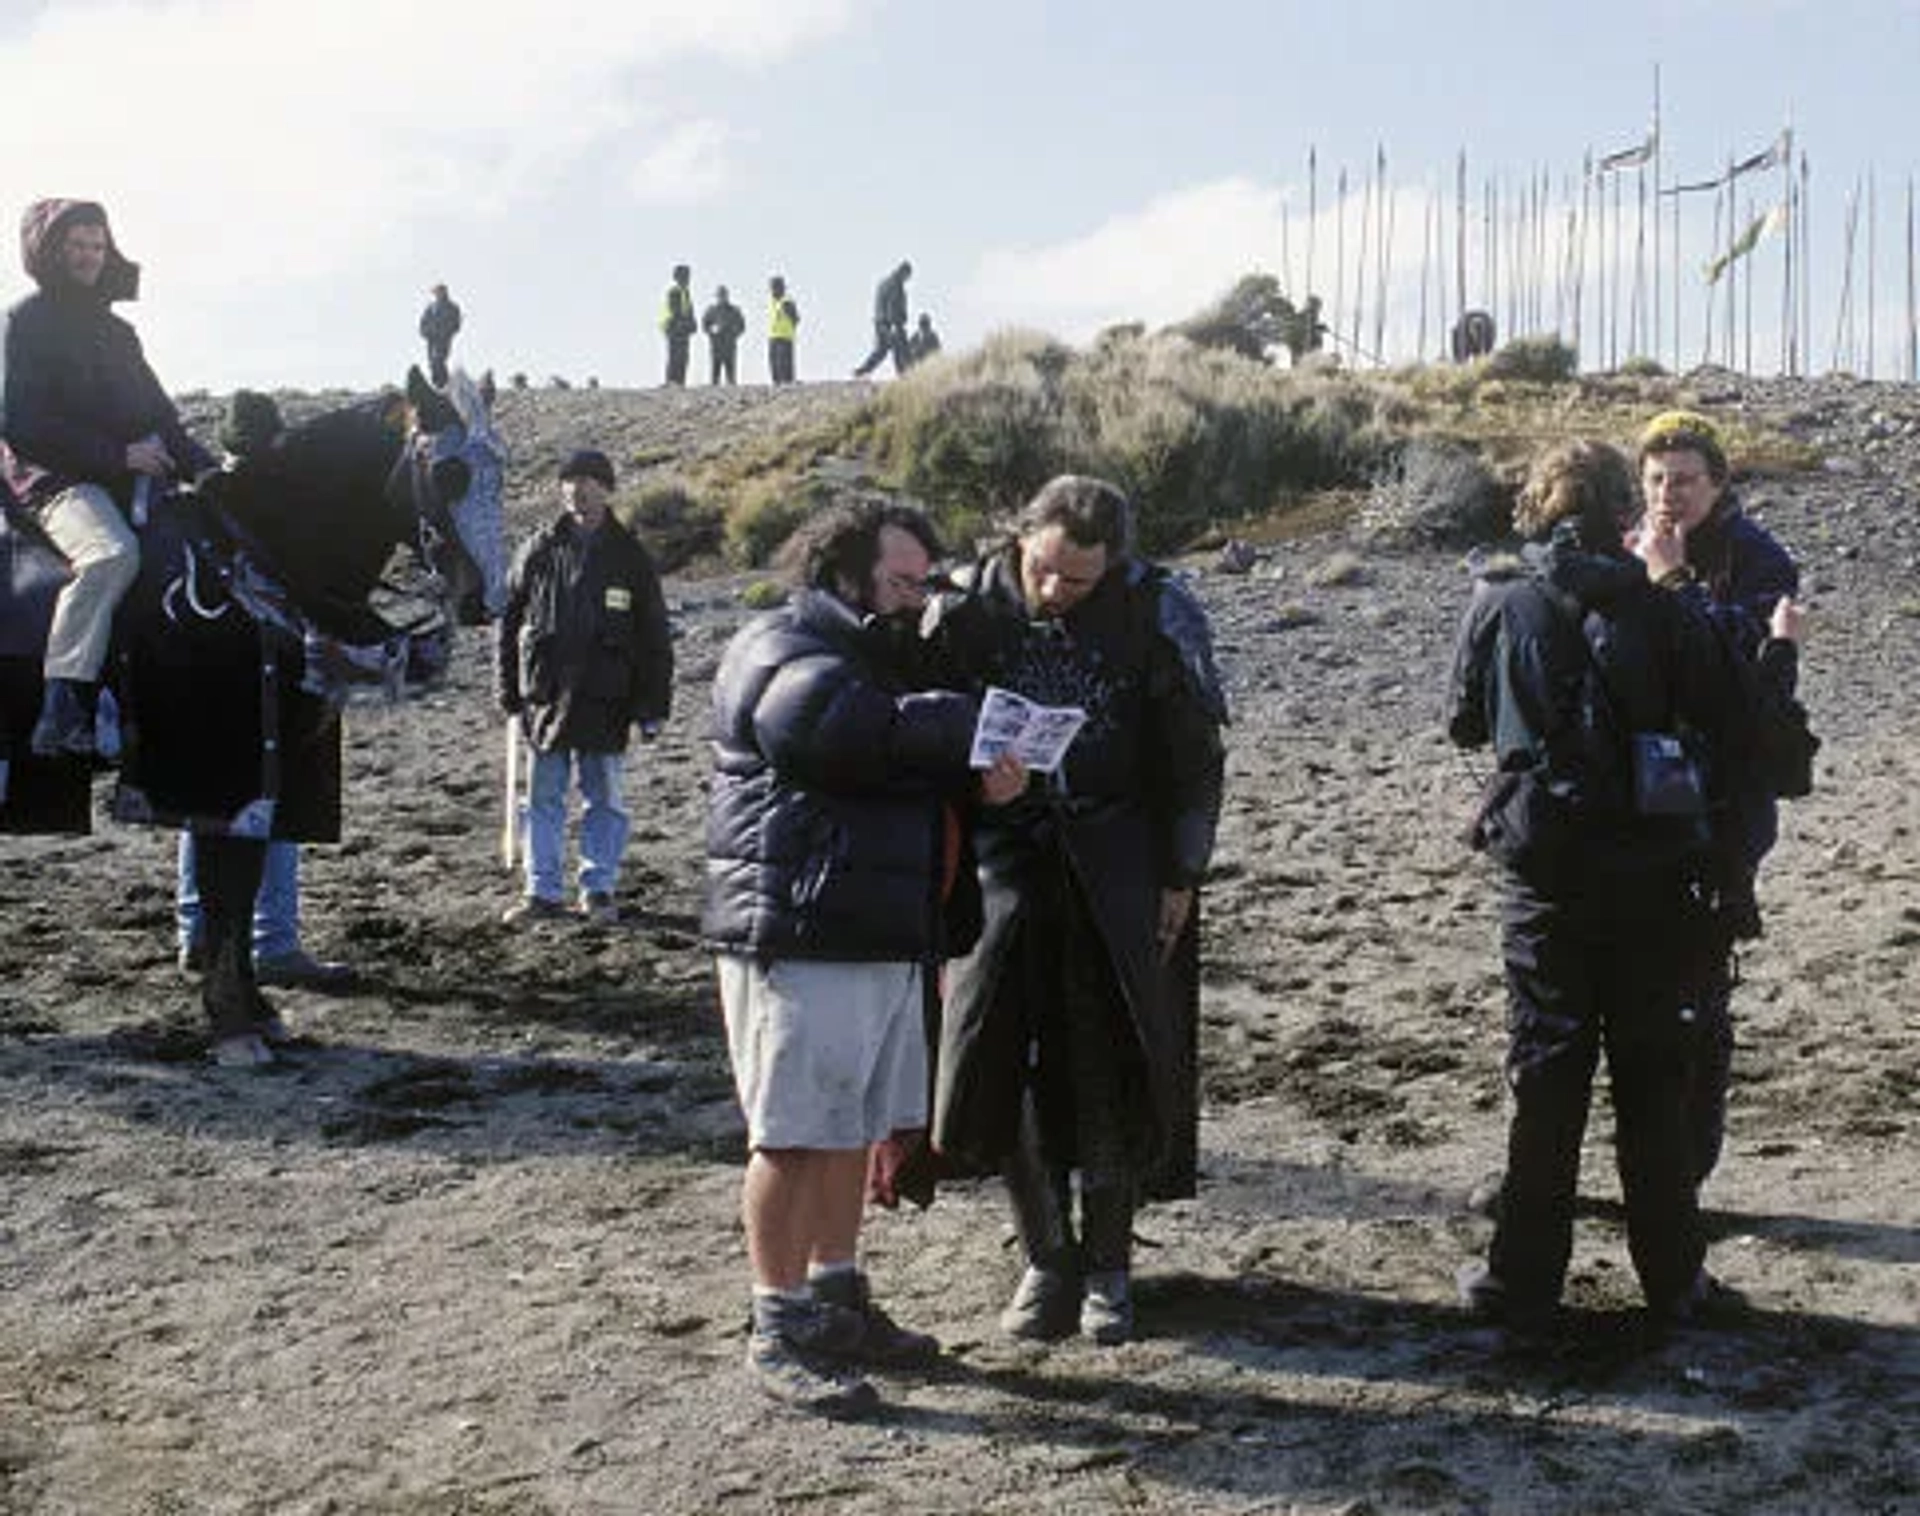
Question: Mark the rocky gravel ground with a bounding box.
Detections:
[2,372,1915,1515]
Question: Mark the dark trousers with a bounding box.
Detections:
[1488,882,1706,1316]
[709,344,738,385]
[665,334,691,386]
[768,338,795,384]
[853,321,905,377]
[1688,944,1736,1186]
[1002,858,1141,1272]
[195,833,268,1037]
[425,341,451,388]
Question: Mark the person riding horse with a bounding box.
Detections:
[1,367,505,1066]
[1,197,215,759]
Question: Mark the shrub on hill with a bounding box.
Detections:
[1357,437,1510,548]
[861,328,1396,555]
[1484,334,1579,384]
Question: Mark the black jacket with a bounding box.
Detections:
[418,295,462,347]
[1,288,210,510]
[497,515,672,753]
[702,588,980,963]
[1447,527,1758,898]
[701,300,745,351]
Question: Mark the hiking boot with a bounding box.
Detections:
[811,1270,940,1367]
[1457,1263,1560,1341]
[576,891,619,927]
[255,949,357,991]
[999,1266,1080,1342]
[745,1328,880,1417]
[1654,1269,1754,1332]
[1080,1270,1133,1346]
[212,1031,276,1069]
[501,896,568,926]
[29,679,96,759]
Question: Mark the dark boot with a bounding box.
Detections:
[810,1268,939,1366]
[29,679,96,759]
[1079,1182,1136,1344]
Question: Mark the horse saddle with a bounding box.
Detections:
[0,502,70,661]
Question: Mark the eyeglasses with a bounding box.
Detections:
[882,569,953,596]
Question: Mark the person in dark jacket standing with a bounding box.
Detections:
[497,449,672,925]
[418,283,462,387]
[1447,440,1791,1338]
[704,499,1020,1416]
[928,475,1228,1347]
[852,260,911,378]
[1630,409,1809,1191]
[659,264,696,386]
[767,274,800,383]
[1,198,213,758]
[701,285,746,386]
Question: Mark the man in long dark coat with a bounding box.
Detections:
[928,474,1227,1345]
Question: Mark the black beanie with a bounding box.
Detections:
[221,390,285,458]
[558,448,616,490]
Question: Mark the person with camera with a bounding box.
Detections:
[1447,440,1793,1339]
[1630,410,1812,1191]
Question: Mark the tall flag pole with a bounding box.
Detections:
[1306,146,1318,301]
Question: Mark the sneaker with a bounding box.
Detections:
[30,679,96,759]
[811,1271,940,1366]
[1080,1270,1133,1346]
[999,1266,1080,1342]
[501,896,568,926]
[576,891,619,926]
[745,1329,879,1418]
[1465,1171,1506,1220]
[255,949,357,991]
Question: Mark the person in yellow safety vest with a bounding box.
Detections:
[660,264,696,386]
[768,275,800,384]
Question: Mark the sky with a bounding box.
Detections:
[2,0,1917,394]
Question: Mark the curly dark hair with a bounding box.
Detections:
[776,497,944,597]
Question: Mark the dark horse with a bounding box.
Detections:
[0,367,505,1065]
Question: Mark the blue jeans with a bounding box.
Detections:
[524,748,630,902]
[177,833,300,960]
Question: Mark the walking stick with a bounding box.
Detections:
[500,717,522,872]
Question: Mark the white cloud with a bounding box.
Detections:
[0,0,856,369]
[963,178,1289,337]
[626,119,739,206]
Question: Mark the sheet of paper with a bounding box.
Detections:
[969,685,1086,773]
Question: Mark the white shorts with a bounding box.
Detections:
[717,956,927,1150]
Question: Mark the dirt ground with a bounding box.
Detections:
[2,378,1916,1515]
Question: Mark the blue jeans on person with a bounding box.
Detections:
[524,748,629,903]
[177,833,300,960]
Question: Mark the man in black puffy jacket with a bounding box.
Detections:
[703,498,1018,1417]
[497,449,671,925]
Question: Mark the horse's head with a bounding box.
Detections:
[399,365,508,627]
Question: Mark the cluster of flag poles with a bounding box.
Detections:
[1276,77,1920,382]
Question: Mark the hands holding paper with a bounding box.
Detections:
[978,751,1026,806]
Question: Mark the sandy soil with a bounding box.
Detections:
[2,376,1916,1515]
